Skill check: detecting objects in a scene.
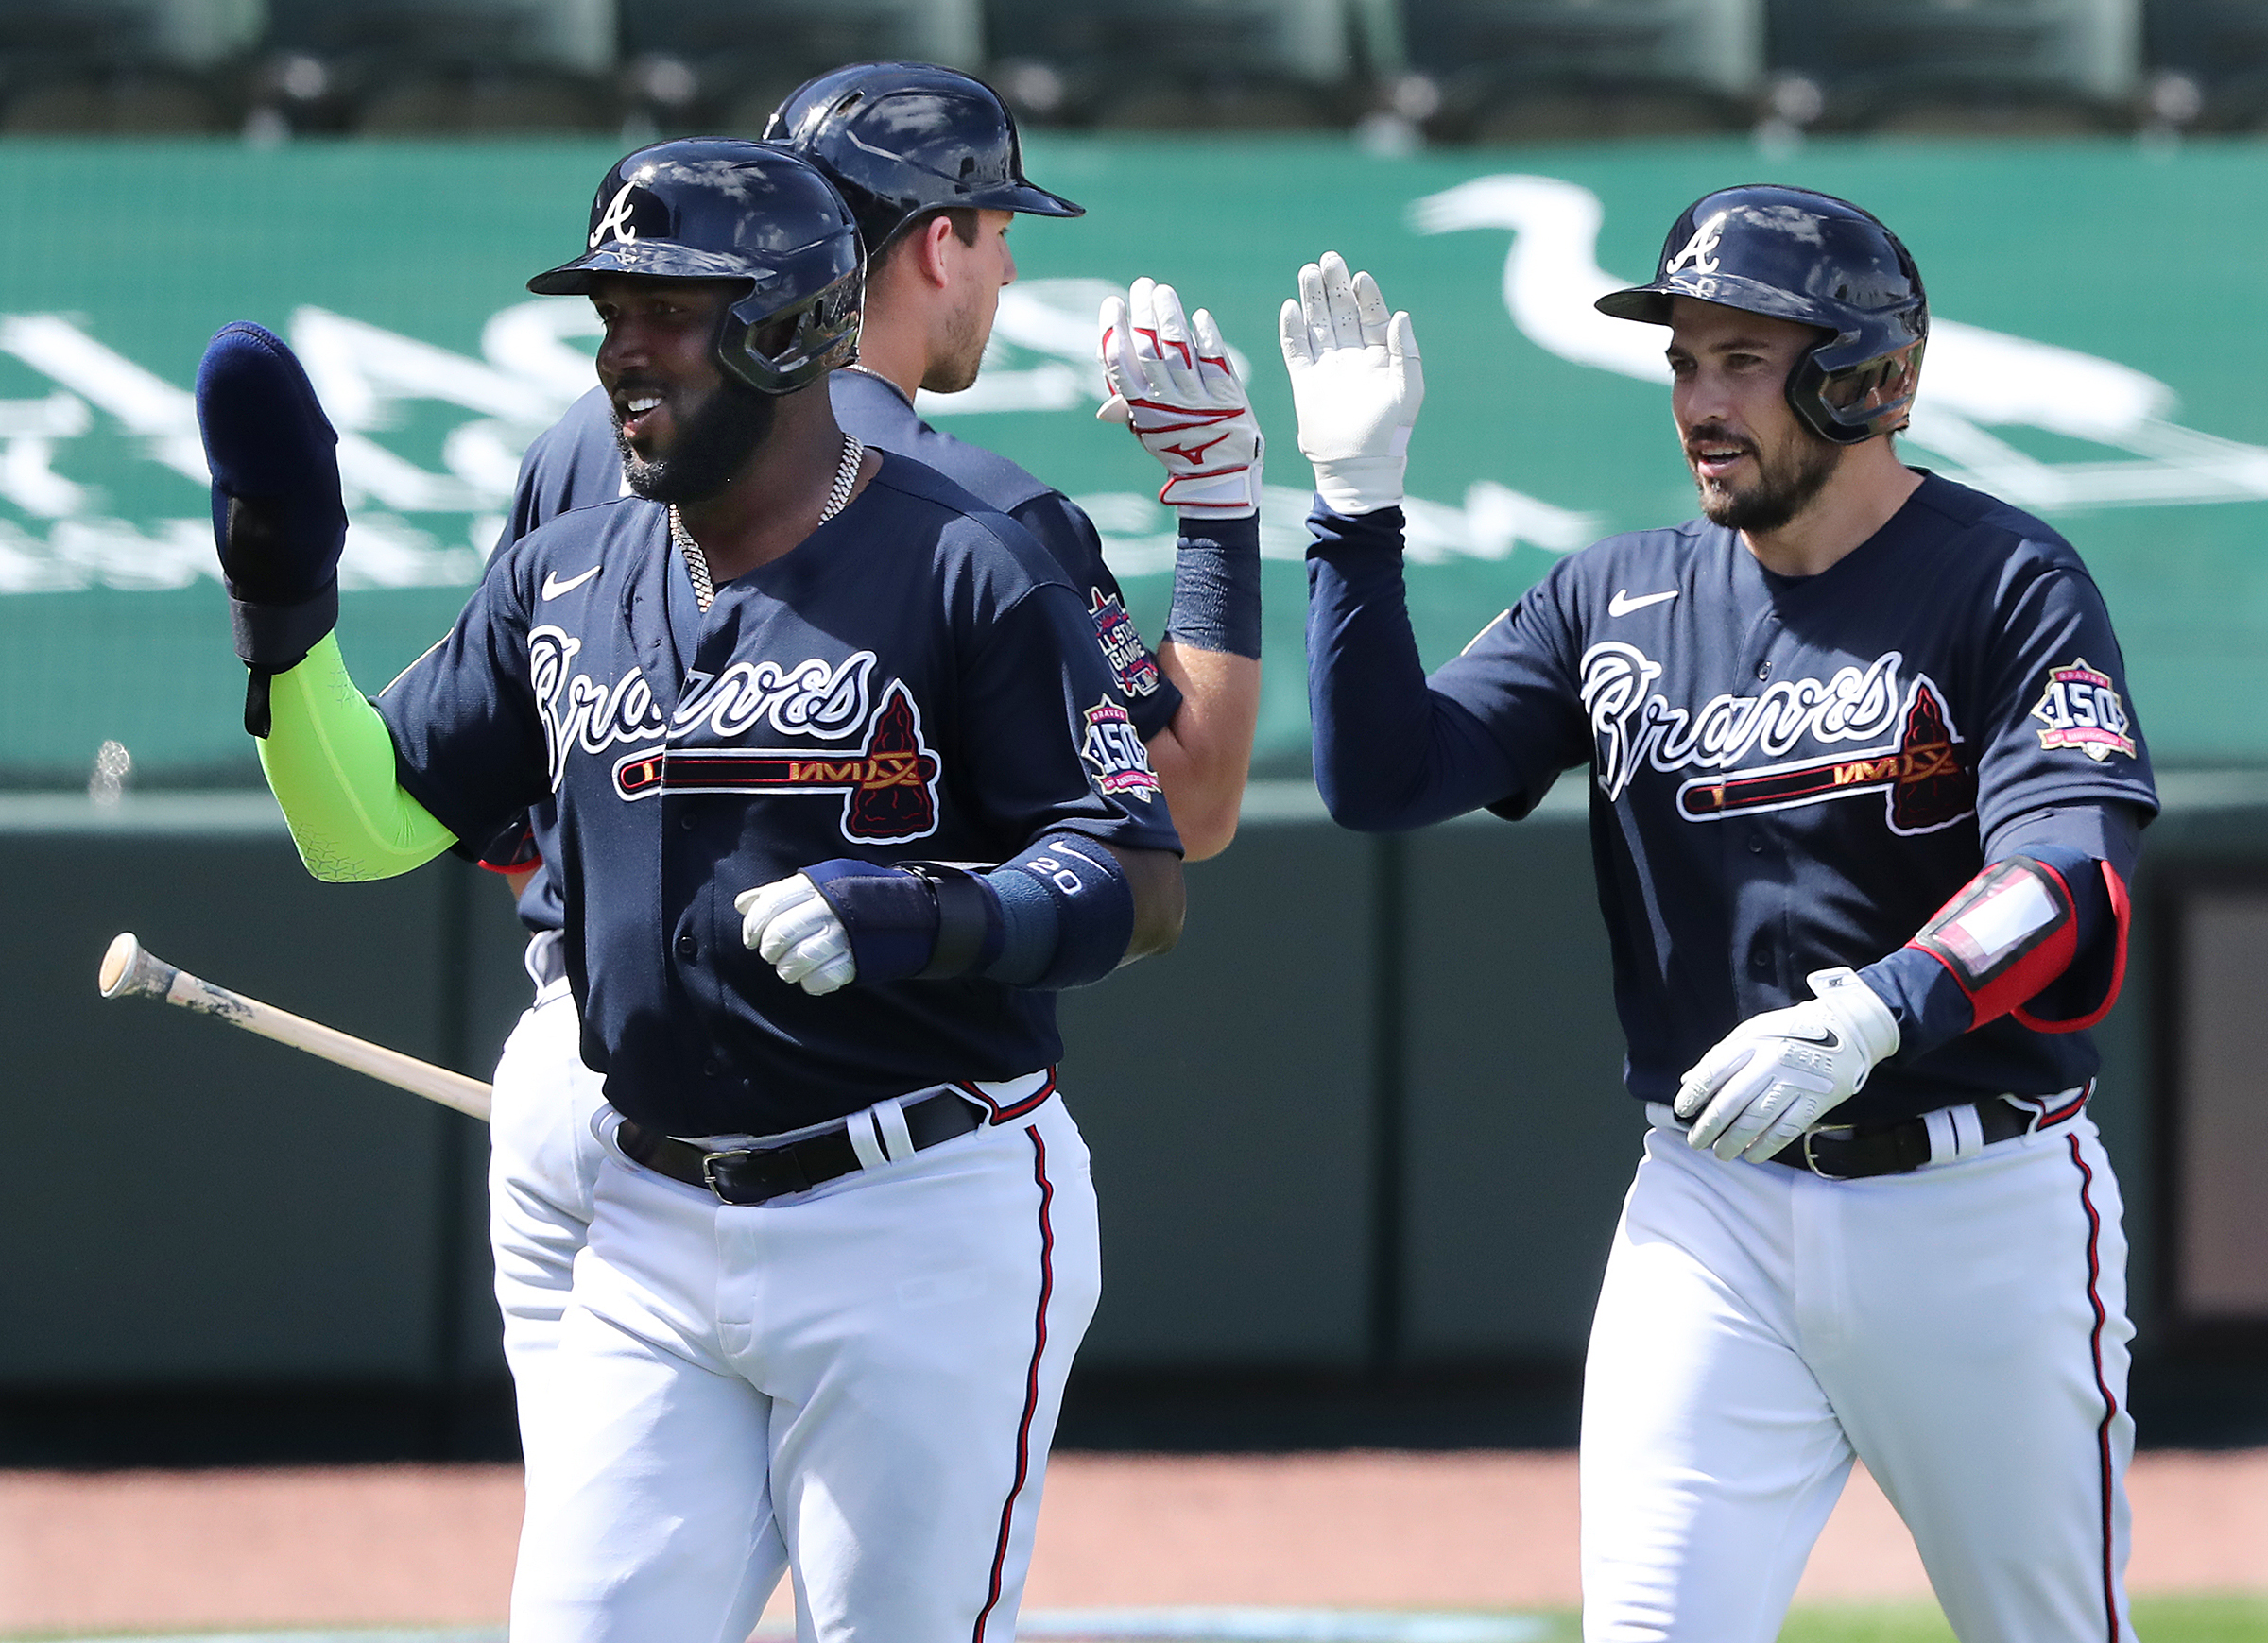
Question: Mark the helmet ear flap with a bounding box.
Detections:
[1787,336,1925,446]
[717,264,863,396]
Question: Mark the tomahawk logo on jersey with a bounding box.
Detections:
[1426,471,2156,1121]
[380,454,1180,1138]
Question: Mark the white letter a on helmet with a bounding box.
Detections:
[1664,211,1727,277]
[590,183,641,250]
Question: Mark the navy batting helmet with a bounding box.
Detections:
[1596,184,1927,447]
[763,61,1081,256]
[528,138,862,397]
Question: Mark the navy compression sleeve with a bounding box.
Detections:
[1164,512,1262,659]
[1306,503,1523,830]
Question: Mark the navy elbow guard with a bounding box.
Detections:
[977,835,1136,988]
[801,834,1137,992]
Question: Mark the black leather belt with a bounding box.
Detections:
[617,1089,984,1206]
[1766,1096,2056,1180]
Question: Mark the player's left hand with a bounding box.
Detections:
[1673,967,1901,1163]
[736,873,856,996]
[1097,278,1263,518]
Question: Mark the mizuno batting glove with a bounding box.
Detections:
[1277,250,1423,517]
[1673,967,1901,1164]
[1097,278,1263,519]
[737,873,856,997]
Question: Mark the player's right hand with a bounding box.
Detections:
[1097,278,1263,519]
[1673,967,1901,1163]
[1277,250,1423,517]
[736,874,857,996]
[194,323,349,674]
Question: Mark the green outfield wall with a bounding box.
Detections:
[2,136,2267,786]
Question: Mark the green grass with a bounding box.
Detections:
[16,1603,2268,1641]
[1492,1596,2268,1642]
[1771,1594,2268,1641]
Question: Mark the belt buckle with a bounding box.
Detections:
[699,1146,762,1201]
[1799,1125,1856,1179]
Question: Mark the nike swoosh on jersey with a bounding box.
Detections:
[1607,588,1678,617]
[541,565,602,600]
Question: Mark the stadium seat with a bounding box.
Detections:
[1767,0,2142,132]
[2144,0,2268,129]
[622,0,984,135]
[1398,0,1764,141]
[0,0,259,132]
[258,0,616,134]
[982,0,1353,128]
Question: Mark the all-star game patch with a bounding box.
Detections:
[1090,587,1162,700]
[1080,698,1161,803]
[2031,658,2137,762]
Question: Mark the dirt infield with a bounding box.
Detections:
[4,1450,2264,1636]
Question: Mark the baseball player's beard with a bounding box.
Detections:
[615,377,779,504]
[1691,426,1843,535]
[921,300,988,396]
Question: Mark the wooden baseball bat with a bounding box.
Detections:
[98,932,492,1121]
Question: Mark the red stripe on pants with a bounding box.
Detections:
[971,1124,1056,1643]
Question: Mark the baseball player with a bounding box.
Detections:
[1287,190,2156,1641]
[480,59,1263,1515]
[196,137,1185,1641]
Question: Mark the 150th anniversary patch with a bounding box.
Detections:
[1080,699,1160,802]
[2031,658,2136,762]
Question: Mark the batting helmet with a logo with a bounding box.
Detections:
[1596,184,1927,447]
[763,61,1082,257]
[527,138,862,396]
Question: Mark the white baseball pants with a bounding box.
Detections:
[488,976,611,1425]
[1580,1106,2136,1643]
[508,1087,1100,1643]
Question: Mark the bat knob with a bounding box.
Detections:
[98,932,177,1001]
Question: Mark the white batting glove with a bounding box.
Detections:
[1673,968,1901,1164]
[1277,250,1423,516]
[1097,278,1263,518]
[735,874,855,997]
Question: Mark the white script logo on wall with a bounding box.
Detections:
[1411,172,2268,514]
[0,299,604,594]
[0,273,1605,597]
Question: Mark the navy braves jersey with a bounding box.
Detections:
[496,376,1182,935]
[383,454,1180,1138]
[1308,471,2157,1125]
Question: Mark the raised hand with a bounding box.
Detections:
[1277,250,1423,516]
[1098,277,1262,517]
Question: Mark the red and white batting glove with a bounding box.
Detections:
[1097,277,1262,519]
